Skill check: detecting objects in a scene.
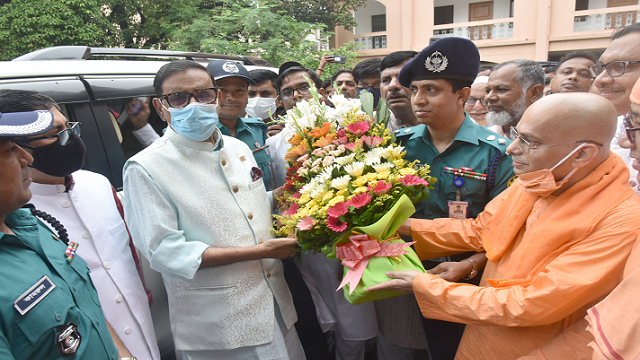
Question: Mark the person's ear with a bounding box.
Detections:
[275,95,284,109]
[527,84,545,104]
[153,98,170,123]
[571,143,599,168]
[457,87,471,106]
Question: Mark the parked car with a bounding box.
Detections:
[0,46,276,360]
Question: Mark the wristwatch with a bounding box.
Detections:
[120,357,137,360]
[461,258,477,280]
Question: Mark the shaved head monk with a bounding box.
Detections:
[369,93,640,360]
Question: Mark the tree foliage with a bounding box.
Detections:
[0,0,115,60]
[276,0,367,30]
[0,0,363,67]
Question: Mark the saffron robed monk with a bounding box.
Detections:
[368,93,640,360]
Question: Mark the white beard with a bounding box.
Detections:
[487,94,527,127]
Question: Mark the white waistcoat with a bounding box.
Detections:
[128,129,296,351]
[29,170,160,360]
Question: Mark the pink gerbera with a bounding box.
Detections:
[296,217,316,231]
[327,202,349,217]
[346,193,371,209]
[346,121,370,136]
[285,202,299,215]
[399,174,429,186]
[362,136,384,147]
[291,191,301,199]
[368,181,392,196]
[327,216,348,232]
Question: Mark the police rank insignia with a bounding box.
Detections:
[222,62,239,73]
[55,322,81,358]
[425,51,448,73]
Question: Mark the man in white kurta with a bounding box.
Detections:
[124,60,303,360]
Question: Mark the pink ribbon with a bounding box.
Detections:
[335,233,415,294]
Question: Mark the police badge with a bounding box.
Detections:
[55,322,81,358]
[424,51,448,73]
[222,62,239,73]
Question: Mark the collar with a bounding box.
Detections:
[1,208,37,240]
[417,113,480,146]
[165,126,223,151]
[217,117,253,136]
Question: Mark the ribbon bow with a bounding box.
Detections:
[335,233,415,294]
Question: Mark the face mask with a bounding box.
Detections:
[167,103,219,141]
[31,132,86,177]
[518,143,588,196]
[246,97,277,120]
[357,87,381,108]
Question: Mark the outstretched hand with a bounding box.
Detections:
[427,261,473,282]
[366,270,420,293]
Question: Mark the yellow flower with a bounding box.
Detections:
[352,176,367,187]
[399,168,416,176]
[393,159,404,167]
[364,173,378,183]
[376,171,391,180]
[299,194,311,204]
[299,208,310,217]
[328,195,345,207]
[354,186,369,194]
[322,190,335,203]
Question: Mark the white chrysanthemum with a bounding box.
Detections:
[364,148,384,165]
[344,161,365,177]
[372,162,395,173]
[321,164,338,179]
[379,145,394,159]
[300,180,318,195]
[311,185,327,200]
[331,175,351,190]
[335,153,356,166]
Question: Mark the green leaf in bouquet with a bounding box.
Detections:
[375,97,391,127]
[359,89,375,118]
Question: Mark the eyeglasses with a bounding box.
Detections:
[623,111,640,143]
[510,126,603,154]
[280,85,311,100]
[464,97,486,106]
[589,61,640,78]
[161,88,218,108]
[16,122,81,149]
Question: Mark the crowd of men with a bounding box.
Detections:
[1,22,640,360]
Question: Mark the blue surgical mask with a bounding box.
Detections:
[167,103,219,141]
[357,86,381,108]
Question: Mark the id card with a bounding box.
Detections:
[448,200,469,219]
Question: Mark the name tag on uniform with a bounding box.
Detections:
[448,200,469,220]
[14,275,56,315]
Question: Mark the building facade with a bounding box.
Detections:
[333,0,640,62]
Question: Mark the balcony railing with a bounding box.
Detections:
[574,10,639,32]
[354,35,387,50]
[433,21,513,40]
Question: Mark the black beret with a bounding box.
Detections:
[398,37,480,87]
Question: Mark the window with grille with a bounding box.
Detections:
[372,14,386,32]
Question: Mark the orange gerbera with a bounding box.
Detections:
[285,141,310,161]
[307,122,332,138]
[313,133,336,148]
[289,134,303,147]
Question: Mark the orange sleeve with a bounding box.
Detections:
[410,190,504,259]
[413,200,640,328]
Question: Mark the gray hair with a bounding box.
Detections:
[493,59,544,97]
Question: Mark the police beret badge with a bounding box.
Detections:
[222,62,239,73]
[425,51,448,73]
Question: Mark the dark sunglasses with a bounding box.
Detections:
[16,122,81,149]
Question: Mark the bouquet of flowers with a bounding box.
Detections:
[274,84,435,304]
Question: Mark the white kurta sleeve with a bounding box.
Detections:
[123,162,209,280]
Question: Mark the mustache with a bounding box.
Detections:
[386,90,409,99]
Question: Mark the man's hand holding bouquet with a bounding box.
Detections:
[274,82,436,304]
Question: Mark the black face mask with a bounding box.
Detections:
[357,86,381,108]
[30,132,86,177]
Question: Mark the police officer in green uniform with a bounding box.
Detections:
[207,60,272,190]
[0,110,121,360]
[395,38,515,360]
